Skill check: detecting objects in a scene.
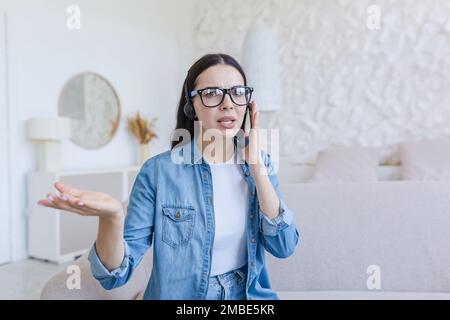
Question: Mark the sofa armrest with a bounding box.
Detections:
[40,249,153,300]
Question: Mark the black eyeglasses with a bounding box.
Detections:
[190,85,254,108]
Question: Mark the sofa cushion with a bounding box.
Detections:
[310,146,380,182]
[400,138,450,181]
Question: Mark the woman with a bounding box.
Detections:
[38,53,300,300]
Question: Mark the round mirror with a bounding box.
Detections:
[58,72,121,149]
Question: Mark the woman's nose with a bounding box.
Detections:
[220,94,234,110]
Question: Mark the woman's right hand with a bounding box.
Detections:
[38,181,124,222]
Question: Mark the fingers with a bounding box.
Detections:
[251,100,256,112]
[46,192,70,209]
[38,192,87,214]
[251,101,259,129]
[37,199,58,209]
[39,182,120,218]
[37,193,63,209]
[54,181,83,197]
[60,192,85,207]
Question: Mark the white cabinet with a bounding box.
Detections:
[27,167,139,263]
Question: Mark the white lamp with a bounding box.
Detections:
[241,21,282,112]
[26,117,71,172]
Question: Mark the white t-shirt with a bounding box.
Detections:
[206,153,249,276]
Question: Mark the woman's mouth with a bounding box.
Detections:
[217,116,236,129]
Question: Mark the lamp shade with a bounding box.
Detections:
[26,117,71,141]
[241,21,282,112]
[26,117,71,172]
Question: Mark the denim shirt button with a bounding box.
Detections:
[251,238,256,243]
[250,214,254,220]
[251,261,256,267]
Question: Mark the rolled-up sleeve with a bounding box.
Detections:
[258,152,300,259]
[260,198,294,237]
[88,241,132,281]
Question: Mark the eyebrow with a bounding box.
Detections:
[196,85,245,89]
[191,85,248,98]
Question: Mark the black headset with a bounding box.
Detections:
[183,82,198,121]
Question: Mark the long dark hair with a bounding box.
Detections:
[171,53,248,149]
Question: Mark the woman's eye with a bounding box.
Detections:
[204,89,221,97]
[233,87,246,96]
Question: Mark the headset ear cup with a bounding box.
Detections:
[183,82,197,120]
[183,102,197,120]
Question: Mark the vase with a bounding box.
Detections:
[139,143,150,165]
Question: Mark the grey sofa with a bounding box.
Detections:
[41,181,450,299]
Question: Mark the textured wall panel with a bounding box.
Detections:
[191,0,450,164]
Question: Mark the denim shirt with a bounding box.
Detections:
[88,138,300,300]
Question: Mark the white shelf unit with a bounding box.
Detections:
[27,167,140,263]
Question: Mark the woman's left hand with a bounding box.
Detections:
[245,101,264,166]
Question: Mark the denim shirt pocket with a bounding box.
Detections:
[161,205,196,248]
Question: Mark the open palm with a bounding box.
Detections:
[38,181,124,220]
